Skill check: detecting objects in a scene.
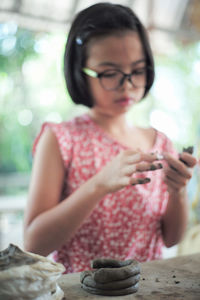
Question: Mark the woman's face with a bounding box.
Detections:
[85,31,146,117]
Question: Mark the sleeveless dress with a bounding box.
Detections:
[33,114,177,273]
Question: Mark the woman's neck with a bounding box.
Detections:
[88,109,133,137]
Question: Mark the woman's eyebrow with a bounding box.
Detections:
[131,59,146,66]
[97,59,146,68]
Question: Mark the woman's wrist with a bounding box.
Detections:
[168,186,187,203]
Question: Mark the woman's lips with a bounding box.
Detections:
[115,97,134,107]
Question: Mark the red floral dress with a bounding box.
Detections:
[33,114,177,273]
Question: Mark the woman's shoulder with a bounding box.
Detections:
[148,127,176,153]
[57,113,92,130]
[139,126,169,138]
[32,114,91,162]
[140,126,172,141]
[137,126,174,152]
[39,113,91,133]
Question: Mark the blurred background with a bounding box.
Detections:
[0,0,200,257]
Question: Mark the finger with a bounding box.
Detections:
[120,177,132,187]
[123,165,137,175]
[125,152,142,164]
[164,153,192,177]
[130,177,151,186]
[136,162,163,172]
[124,162,163,175]
[164,176,181,190]
[122,149,140,158]
[179,152,197,168]
[166,163,192,180]
[164,168,189,185]
[140,152,164,162]
[126,152,163,164]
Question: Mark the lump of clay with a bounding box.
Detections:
[0,244,65,300]
[182,146,194,154]
[180,146,194,166]
[80,258,140,296]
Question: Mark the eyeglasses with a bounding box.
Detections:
[82,66,150,91]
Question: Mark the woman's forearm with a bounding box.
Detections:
[24,175,107,256]
[161,188,188,248]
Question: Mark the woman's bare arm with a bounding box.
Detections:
[23,128,107,256]
[161,188,188,247]
[161,152,197,247]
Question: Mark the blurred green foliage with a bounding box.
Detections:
[0,25,36,172]
[0,23,79,173]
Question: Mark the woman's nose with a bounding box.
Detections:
[119,75,135,90]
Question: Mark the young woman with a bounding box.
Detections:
[24,3,197,273]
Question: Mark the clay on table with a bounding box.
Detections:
[81,282,139,296]
[93,259,140,283]
[80,258,140,296]
[82,272,140,290]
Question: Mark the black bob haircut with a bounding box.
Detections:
[64,2,155,108]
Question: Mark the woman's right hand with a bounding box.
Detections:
[95,150,163,194]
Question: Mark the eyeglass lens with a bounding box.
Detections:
[100,68,147,90]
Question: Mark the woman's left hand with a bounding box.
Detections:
[163,152,197,193]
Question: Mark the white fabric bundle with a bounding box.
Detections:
[0,244,65,300]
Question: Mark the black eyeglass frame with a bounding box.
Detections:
[82,66,152,91]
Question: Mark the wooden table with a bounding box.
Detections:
[58,253,200,299]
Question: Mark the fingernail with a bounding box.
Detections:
[148,163,163,171]
[138,178,151,184]
[149,164,157,170]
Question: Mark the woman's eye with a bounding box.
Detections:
[132,68,146,75]
[102,71,118,78]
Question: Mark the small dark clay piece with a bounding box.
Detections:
[149,164,157,170]
[180,146,194,166]
[174,280,180,284]
[182,146,194,154]
[137,178,150,185]
[149,163,163,171]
